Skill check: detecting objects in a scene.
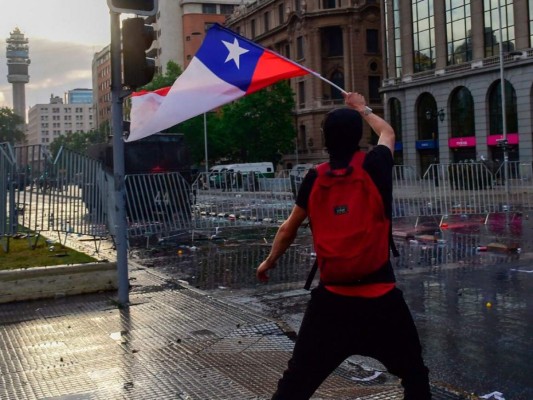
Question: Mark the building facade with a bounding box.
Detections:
[27,94,94,149]
[149,0,240,72]
[226,0,383,168]
[91,45,111,131]
[67,88,93,105]
[381,0,533,174]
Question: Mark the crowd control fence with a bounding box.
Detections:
[3,142,533,252]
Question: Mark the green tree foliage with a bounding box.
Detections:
[0,107,25,144]
[49,130,108,158]
[215,82,296,166]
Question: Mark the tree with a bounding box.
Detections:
[0,107,25,144]
[215,82,297,166]
[49,130,108,158]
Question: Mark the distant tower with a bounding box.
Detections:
[6,27,30,122]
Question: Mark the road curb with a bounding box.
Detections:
[0,261,117,304]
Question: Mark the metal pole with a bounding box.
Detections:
[204,112,208,174]
[110,11,130,305]
[498,2,510,223]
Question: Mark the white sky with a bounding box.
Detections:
[0,0,113,109]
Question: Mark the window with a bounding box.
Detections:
[366,29,379,53]
[323,0,336,9]
[323,27,343,57]
[202,3,217,14]
[488,80,518,135]
[389,98,402,142]
[446,0,472,64]
[393,0,402,76]
[450,87,475,138]
[530,0,533,47]
[299,125,307,152]
[278,3,285,24]
[298,81,305,108]
[368,76,381,103]
[296,36,304,59]
[264,12,270,31]
[251,19,256,38]
[220,4,234,14]
[416,93,438,141]
[330,70,344,101]
[412,0,436,72]
[484,0,515,57]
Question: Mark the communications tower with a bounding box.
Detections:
[6,28,30,122]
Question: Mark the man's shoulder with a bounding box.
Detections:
[363,146,393,167]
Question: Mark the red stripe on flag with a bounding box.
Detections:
[246,50,308,94]
[132,86,171,97]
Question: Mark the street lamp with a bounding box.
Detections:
[498,2,510,222]
[425,108,445,186]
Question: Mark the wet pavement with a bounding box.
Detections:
[129,214,533,399]
[0,214,531,399]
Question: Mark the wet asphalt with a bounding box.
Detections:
[130,215,533,399]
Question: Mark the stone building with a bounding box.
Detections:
[226,0,383,168]
[381,0,533,173]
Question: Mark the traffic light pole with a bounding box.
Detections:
[110,10,130,305]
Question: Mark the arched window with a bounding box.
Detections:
[488,80,518,135]
[389,98,402,142]
[416,93,437,141]
[330,70,344,101]
[450,87,474,138]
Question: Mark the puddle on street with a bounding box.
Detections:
[132,213,531,291]
[130,215,533,399]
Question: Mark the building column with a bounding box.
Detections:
[514,0,530,50]
[307,27,322,104]
[399,1,413,76]
[342,25,353,92]
[434,0,447,70]
[471,1,485,60]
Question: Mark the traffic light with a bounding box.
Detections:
[107,0,158,16]
[122,17,155,89]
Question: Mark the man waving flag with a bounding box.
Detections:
[127,23,310,142]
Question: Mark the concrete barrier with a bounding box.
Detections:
[0,262,117,304]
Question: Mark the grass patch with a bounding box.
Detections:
[0,235,97,271]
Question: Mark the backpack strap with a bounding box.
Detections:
[390,225,400,258]
[304,259,318,291]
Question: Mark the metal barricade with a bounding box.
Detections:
[4,141,533,250]
[1,144,109,251]
[124,172,192,238]
[191,171,294,234]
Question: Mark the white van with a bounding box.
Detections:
[208,162,274,189]
[224,162,274,177]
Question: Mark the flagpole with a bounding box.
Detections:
[268,50,347,95]
[307,70,347,95]
[204,112,208,174]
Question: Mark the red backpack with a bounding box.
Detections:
[307,152,392,286]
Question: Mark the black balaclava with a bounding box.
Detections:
[322,108,363,167]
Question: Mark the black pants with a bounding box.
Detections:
[272,286,431,399]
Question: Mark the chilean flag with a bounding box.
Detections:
[128,23,310,142]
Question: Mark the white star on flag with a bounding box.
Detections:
[222,38,249,69]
